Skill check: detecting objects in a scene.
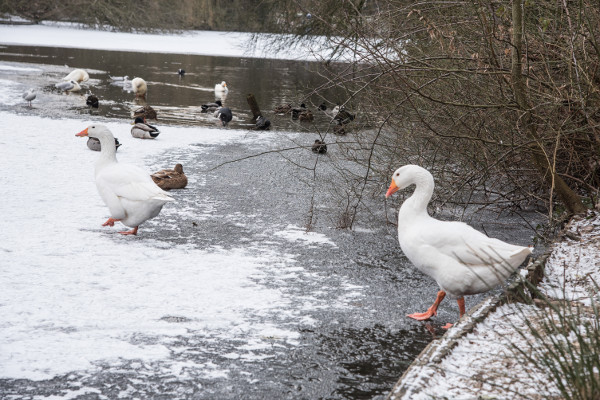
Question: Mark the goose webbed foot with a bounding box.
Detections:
[102,218,120,227]
[407,290,447,321]
[119,226,138,235]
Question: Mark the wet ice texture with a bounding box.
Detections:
[0,113,362,390]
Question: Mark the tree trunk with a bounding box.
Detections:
[246,93,262,120]
[511,0,586,215]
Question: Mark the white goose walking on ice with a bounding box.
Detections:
[76,125,173,235]
[385,165,532,328]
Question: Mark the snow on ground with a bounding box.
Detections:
[0,112,358,382]
[540,214,600,306]
[274,225,337,247]
[0,22,334,61]
[393,212,600,399]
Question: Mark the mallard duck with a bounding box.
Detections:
[215,107,233,126]
[334,106,355,125]
[214,81,228,94]
[75,125,174,235]
[63,68,89,83]
[311,139,327,154]
[151,164,188,190]
[87,137,121,152]
[291,104,306,119]
[273,104,292,114]
[299,108,314,122]
[86,94,99,108]
[132,105,157,120]
[131,77,147,98]
[131,117,160,139]
[291,104,314,122]
[22,88,36,107]
[201,100,222,113]
[333,121,346,136]
[55,80,81,92]
[385,165,532,328]
[255,115,271,130]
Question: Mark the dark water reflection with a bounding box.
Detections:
[0,45,341,130]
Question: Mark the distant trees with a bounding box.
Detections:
[0,0,290,32]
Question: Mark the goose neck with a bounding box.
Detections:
[400,173,434,217]
[94,136,117,170]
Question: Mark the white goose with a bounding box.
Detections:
[131,77,147,98]
[63,68,89,83]
[386,165,532,327]
[55,80,81,92]
[76,125,174,235]
[214,81,228,94]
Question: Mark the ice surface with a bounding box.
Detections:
[0,113,359,381]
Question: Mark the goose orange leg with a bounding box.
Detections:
[102,218,120,227]
[118,226,138,236]
[441,297,466,329]
[407,290,446,321]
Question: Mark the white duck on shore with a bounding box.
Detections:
[386,165,532,328]
[76,125,173,235]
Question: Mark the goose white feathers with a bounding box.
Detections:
[55,80,81,92]
[131,77,147,97]
[386,165,532,326]
[63,68,89,83]
[76,125,173,235]
[214,81,228,93]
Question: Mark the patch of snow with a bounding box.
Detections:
[408,304,562,400]
[0,23,338,61]
[0,111,362,382]
[540,213,600,306]
[0,78,23,105]
[33,387,103,400]
[0,64,42,72]
[273,225,337,247]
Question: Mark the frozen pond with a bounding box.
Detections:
[0,40,536,399]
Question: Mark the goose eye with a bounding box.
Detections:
[395,173,399,176]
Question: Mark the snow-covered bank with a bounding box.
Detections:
[0,22,331,61]
[389,212,600,399]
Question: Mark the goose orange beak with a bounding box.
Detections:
[76,128,89,137]
[385,181,399,198]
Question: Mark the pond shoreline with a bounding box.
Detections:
[387,212,600,399]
